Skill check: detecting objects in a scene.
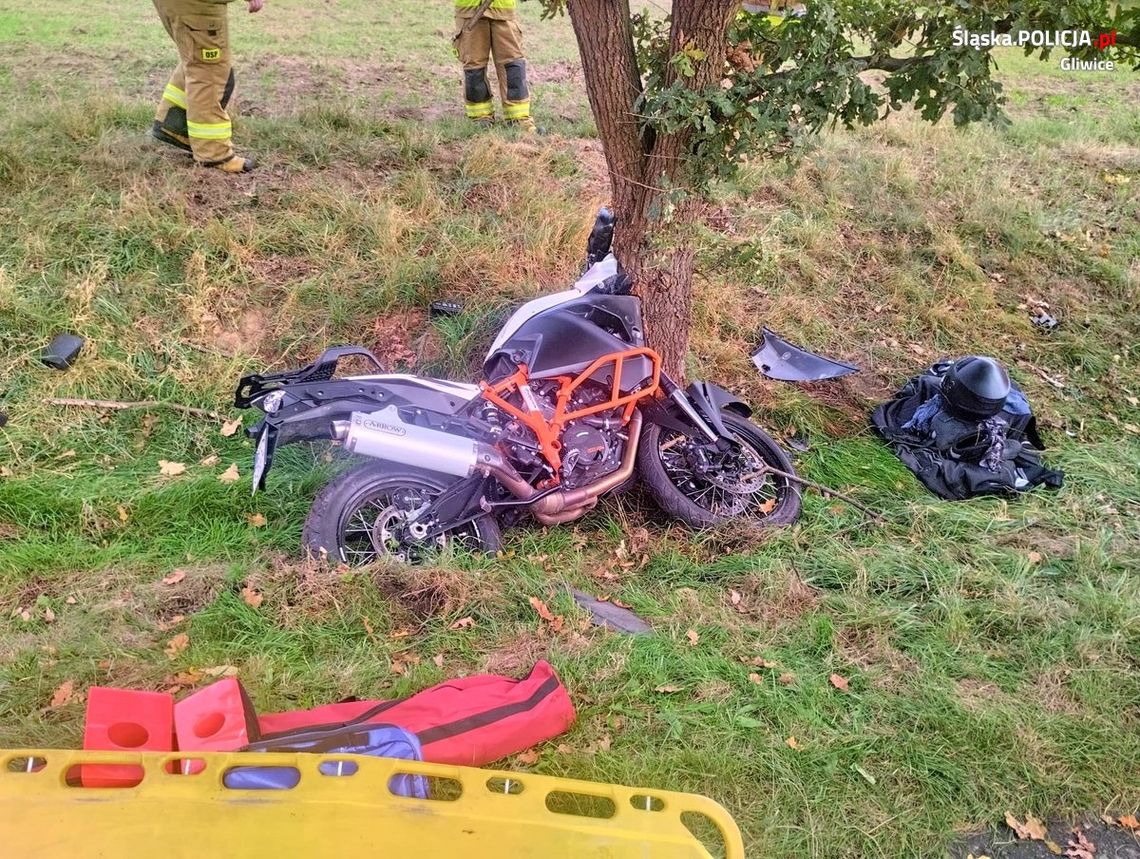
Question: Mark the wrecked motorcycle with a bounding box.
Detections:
[234,211,802,565]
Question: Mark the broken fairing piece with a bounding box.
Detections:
[41,333,85,371]
[751,328,858,382]
[572,590,652,635]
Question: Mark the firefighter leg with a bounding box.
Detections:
[489,17,533,129]
[152,3,191,152]
[164,0,252,171]
[454,14,494,122]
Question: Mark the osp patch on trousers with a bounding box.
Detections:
[871,361,1063,500]
[256,661,576,767]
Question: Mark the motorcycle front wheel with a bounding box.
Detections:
[302,463,502,565]
[636,411,802,529]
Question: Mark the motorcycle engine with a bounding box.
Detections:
[494,380,626,488]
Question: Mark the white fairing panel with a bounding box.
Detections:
[485,254,620,359]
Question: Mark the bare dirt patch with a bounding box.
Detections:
[212,307,270,356]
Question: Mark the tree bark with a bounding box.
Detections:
[566,0,740,380]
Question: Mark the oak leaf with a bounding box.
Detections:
[686,629,700,646]
[218,463,240,484]
[247,513,267,527]
[830,673,850,692]
[220,418,242,437]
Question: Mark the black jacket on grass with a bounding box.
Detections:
[871,362,1064,501]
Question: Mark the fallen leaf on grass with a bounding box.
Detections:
[1064,826,1095,859]
[43,607,55,623]
[729,589,742,606]
[967,854,993,859]
[777,673,796,686]
[220,418,242,437]
[1006,811,1048,841]
[686,629,700,646]
[161,569,187,586]
[1118,814,1139,831]
[758,497,777,515]
[17,607,31,622]
[745,656,778,668]
[49,681,77,709]
[247,513,267,528]
[199,454,220,467]
[785,736,800,749]
[515,749,540,765]
[556,744,573,755]
[164,633,190,659]
[829,673,850,692]
[218,463,240,484]
[1100,814,1116,826]
[529,596,556,621]
[749,673,763,684]
[117,505,129,523]
[450,616,475,630]
[432,654,444,668]
[241,587,263,609]
[654,685,683,693]
[203,665,239,678]
[585,734,612,754]
[628,527,650,554]
[168,669,204,687]
[1027,551,1044,564]
[158,460,187,477]
[65,596,76,605]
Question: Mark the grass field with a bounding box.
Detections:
[1,2,1139,856]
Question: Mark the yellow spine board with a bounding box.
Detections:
[0,749,745,858]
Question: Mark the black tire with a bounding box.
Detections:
[636,411,802,529]
[302,463,502,565]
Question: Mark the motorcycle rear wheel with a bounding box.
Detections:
[302,463,502,566]
[636,411,802,529]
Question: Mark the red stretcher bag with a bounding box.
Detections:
[256,661,575,767]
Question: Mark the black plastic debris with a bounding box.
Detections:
[430,300,463,319]
[41,333,84,370]
[751,328,858,382]
[571,589,652,635]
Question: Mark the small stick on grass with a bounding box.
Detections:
[44,398,227,422]
[763,464,890,524]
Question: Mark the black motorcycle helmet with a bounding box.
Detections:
[940,356,1011,419]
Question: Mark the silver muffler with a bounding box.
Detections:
[332,407,478,477]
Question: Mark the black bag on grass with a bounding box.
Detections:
[871,359,1063,501]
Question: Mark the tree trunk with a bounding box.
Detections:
[566,0,739,380]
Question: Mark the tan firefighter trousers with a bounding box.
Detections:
[454,11,531,122]
[153,0,235,164]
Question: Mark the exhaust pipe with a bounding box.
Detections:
[476,412,643,524]
[334,408,479,477]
